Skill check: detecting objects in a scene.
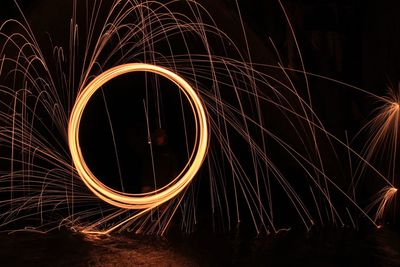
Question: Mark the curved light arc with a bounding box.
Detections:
[68,63,209,209]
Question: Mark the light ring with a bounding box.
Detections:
[68,63,209,209]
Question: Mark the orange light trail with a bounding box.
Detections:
[68,63,209,210]
[2,0,399,234]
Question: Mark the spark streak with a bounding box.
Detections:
[0,0,398,235]
[68,63,209,210]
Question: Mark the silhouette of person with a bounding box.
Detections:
[141,128,177,193]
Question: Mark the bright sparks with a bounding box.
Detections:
[68,63,209,210]
[372,186,398,223]
[1,0,399,235]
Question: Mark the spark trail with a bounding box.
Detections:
[0,0,397,235]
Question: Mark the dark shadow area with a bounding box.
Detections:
[1,227,400,266]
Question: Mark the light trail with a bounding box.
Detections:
[0,0,398,235]
[68,63,209,210]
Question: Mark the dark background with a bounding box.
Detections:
[1,2,400,266]
[1,0,399,228]
[2,0,399,98]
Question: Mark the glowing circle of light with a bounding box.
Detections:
[68,63,209,210]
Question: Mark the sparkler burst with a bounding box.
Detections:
[0,0,398,236]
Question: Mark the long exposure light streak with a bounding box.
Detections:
[68,63,209,210]
[0,0,398,235]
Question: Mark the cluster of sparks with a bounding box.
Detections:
[0,0,398,236]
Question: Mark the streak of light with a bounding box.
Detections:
[68,63,210,210]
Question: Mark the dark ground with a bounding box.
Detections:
[1,226,400,266]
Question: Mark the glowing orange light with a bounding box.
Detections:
[68,63,209,209]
